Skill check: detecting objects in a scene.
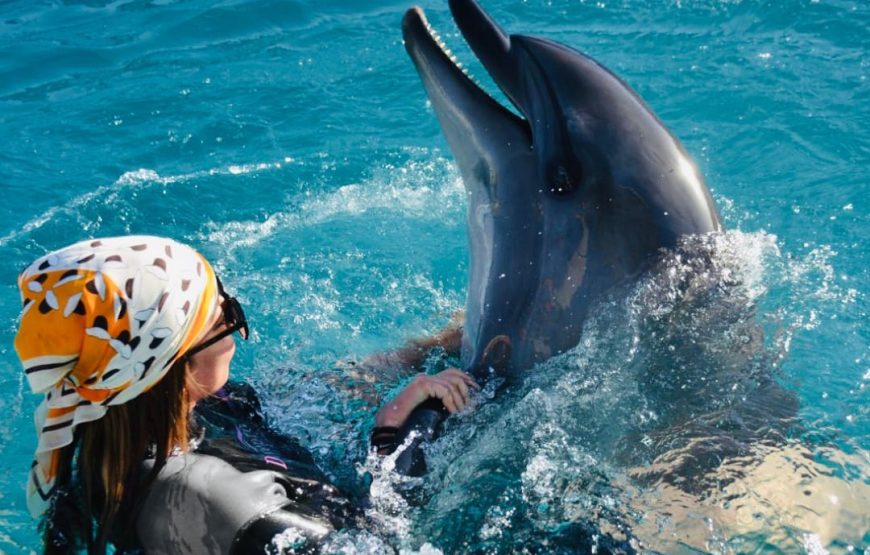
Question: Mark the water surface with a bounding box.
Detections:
[0,0,867,552]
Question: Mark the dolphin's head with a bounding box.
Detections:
[403,0,721,378]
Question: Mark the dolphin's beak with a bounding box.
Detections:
[402,7,490,119]
[403,0,586,197]
[446,0,523,112]
[405,0,529,124]
[401,5,530,165]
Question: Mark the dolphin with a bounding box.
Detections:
[402,0,722,378]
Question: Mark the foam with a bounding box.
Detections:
[0,157,291,248]
[372,227,860,552]
[201,153,463,254]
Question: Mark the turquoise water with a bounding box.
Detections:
[0,0,867,553]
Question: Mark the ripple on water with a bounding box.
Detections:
[345,229,866,554]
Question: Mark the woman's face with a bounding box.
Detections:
[187,298,236,404]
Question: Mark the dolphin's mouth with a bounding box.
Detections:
[402,8,470,81]
[401,3,531,138]
[402,7,487,101]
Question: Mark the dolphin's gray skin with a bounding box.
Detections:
[402,0,722,378]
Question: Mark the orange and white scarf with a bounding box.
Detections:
[14,236,218,518]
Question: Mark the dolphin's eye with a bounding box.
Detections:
[547,163,580,195]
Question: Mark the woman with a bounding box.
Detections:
[14,235,477,554]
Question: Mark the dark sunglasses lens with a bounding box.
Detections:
[224,297,248,340]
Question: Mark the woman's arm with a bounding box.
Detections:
[358,311,464,375]
[330,312,465,407]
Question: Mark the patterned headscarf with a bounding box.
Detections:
[14,236,218,518]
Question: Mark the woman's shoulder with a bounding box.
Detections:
[136,452,293,554]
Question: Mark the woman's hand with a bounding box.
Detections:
[375,368,480,429]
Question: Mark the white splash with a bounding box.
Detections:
[201,154,463,253]
[0,157,292,248]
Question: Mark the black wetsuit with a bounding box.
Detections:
[189,382,361,554]
[133,379,433,554]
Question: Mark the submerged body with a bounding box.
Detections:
[403,0,721,376]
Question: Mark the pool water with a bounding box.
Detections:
[0,0,867,553]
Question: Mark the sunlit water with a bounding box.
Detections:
[0,0,867,553]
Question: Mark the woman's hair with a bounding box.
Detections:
[43,358,192,555]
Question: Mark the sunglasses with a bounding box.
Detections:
[180,276,249,362]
